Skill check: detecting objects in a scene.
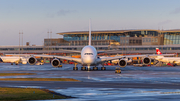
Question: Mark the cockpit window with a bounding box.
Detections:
[84,53,93,55]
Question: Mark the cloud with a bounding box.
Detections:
[46,13,55,18]
[158,20,172,25]
[57,9,76,16]
[46,9,77,18]
[170,7,180,14]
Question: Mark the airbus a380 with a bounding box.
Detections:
[155,48,180,64]
[7,20,175,70]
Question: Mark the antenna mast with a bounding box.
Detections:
[89,19,91,46]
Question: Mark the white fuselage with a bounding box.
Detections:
[0,56,27,64]
[155,56,180,64]
[1,56,21,63]
[81,45,97,65]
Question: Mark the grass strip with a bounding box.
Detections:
[0,78,79,81]
[0,87,68,101]
[0,73,36,76]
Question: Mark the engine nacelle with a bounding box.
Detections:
[28,56,37,65]
[143,57,151,64]
[51,59,60,67]
[118,59,127,68]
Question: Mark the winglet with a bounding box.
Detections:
[89,19,91,46]
[156,48,162,54]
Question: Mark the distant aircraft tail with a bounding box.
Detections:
[156,48,162,54]
[89,19,91,46]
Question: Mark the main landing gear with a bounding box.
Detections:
[73,63,78,70]
[73,67,78,70]
[72,66,121,73]
[101,67,106,70]
[73,66,107,71]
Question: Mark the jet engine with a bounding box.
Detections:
[143,57,151,64]
[51,58,61,67]
[118,59,127,68]
[28,56,37,65]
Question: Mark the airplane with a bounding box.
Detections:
[0,56,27,65]
[6,20,175,70]
[155,48,180,65]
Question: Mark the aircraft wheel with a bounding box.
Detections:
[101,67,106,70]
[81,67,86,71]
[73,67,78,70]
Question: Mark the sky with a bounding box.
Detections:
[0,0,180,46]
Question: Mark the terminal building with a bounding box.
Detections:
[1,29,180,55]
[45,29,178,47]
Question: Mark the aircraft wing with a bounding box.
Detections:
[33,54,82,63]
[144,54,175,58]
[7,54,82,64]
[98,54,175,63]
[58,49,81,53]
[97,51,105,53]
[97,50,120,54]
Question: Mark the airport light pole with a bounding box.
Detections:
[50,30,52,55]
[22,31,23,53]
[47,30,49,54]
[19,31,20,54]
[19,31,23,54]
[47,29,52,55]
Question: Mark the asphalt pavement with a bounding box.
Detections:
[0,63,180,101]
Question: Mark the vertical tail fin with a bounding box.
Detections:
[89,19,91,46]
[156,48,162,54]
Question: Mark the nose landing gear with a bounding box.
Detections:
[93,67,98,70]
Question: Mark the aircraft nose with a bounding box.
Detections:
[83,57,95,64]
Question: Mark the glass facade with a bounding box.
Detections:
[57,30,180,46]
[164,32,180,45]
[63,31,159,43]
[64,33,122,42]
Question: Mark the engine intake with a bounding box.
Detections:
[143,57,151,64]
[118,59,127,68]
[51,59,60,67]
[28,56,37,65]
